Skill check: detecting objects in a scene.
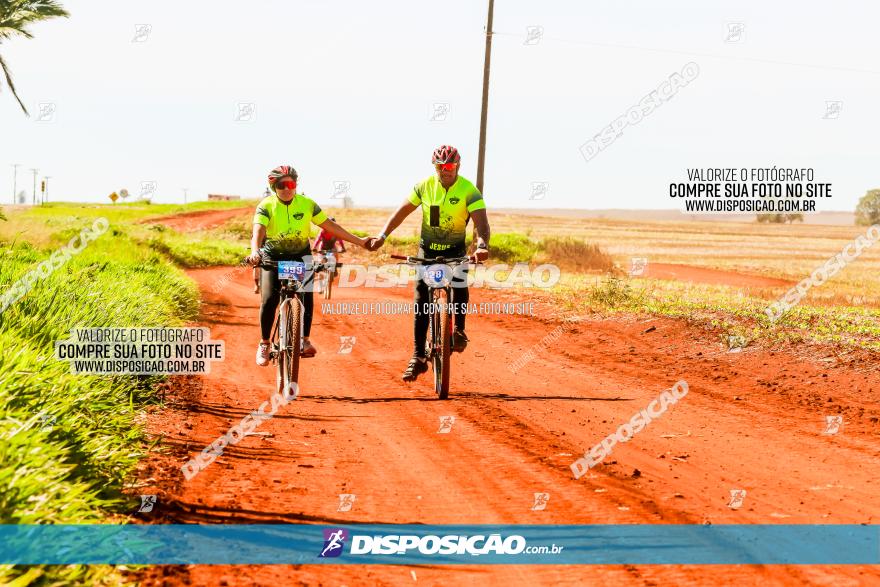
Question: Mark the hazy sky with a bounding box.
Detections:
[2,1,878,211]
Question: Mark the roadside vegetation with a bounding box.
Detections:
[0,203,204,585]
[550,275,880,353]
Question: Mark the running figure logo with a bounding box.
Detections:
[36,103,56,122]
[725,22,745,43]
[140,181,158,199]
[234,102,256,122]
[823,415,843,435]
[727,334,747,352]
[728,489,747,509]
[437,415,455,434]
[338,336,356,354]
[630,257,648,277]
[529,181,549,200]
[332,181,351,199]
[137,495,157,513]
[337,494,356,512]
[319,528,349,558]
[524,25,544,45]
[430,102,450,122]
[531,493,550,511]
[37,412,57,432]
[823,101,842,120]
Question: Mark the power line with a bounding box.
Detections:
[476,0,494,194]
[491,30,880,76]
[29,168,39,206]
[11,164,20,204]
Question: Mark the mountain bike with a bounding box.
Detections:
[391,254,474,399]
[248,257,328,396]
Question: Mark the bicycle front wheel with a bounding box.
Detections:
[431,288,451,399]
[277,298,302,396]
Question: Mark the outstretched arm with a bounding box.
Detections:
[470,208,491,261]
[371,200,418,250]
[316,218,368,249]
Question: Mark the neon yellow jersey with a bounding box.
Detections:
[407,175,485,250]
[253,193,328,258]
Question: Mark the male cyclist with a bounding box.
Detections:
[368,145,490,381]
[246,165,370,365]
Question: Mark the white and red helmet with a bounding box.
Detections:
[432,145,461,165]
[268,165,298,191]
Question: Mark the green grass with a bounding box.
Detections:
[143,227,246,268]
[549,274,880,352]
[3,201,257,269]
[0,210,199,585]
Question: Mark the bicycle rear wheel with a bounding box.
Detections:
[431,288,451,399]
[324,269,333,299]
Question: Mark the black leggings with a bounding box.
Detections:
[260,268,314,340]
[413,246,469,357]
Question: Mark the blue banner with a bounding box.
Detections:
[0,524,876,565]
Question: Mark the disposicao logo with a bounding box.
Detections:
[318,529,533,558]
[319,528,349,558]
[349,534,527,556]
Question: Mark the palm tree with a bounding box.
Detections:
[0,0,69,116]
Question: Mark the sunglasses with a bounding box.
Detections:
[435,163,457,172]
[276,179,296,191]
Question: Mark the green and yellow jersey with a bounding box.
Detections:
[253,193,327,259]
[407,175,486,251]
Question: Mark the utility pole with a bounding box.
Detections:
[11,164,20,204]
[182,188,189,204]
[29,168,39,205]
[475,0,495,194]
[43,176,51,203]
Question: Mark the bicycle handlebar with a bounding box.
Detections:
[390,254,477,264]
[243,258,342,271]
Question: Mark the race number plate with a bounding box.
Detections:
[278,260,306,282]
[422,263,452,288]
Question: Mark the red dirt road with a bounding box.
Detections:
[138,266,880,586]
[141,207,252,231]
[644,263,791,288]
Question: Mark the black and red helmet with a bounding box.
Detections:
[432,145,461,165]
[268,165,298,191]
